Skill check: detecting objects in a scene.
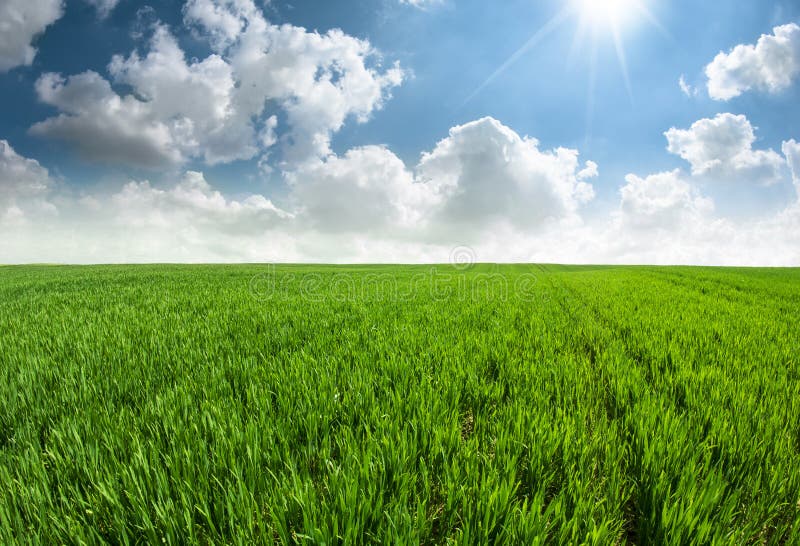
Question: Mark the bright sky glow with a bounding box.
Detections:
[466,0,659,107]
[578,0,641,29]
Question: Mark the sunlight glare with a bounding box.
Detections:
[579,0,640,29]
[463,0,665,106]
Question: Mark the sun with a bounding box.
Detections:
[578,0,641,29]
[463,0,666,107]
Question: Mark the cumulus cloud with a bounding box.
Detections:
[111,171,291,235]
[1,158,296,263]
[29,25,249,167]
[182,0,253,50]
[287,117,597,239]
[603,117,800,265]
[3,117,600,262]
[706,23,800,100]
[7,2,800,267]
[600,164,800,266]
[287,146,432,234]
[30,0,404,170]
[9,108,800,266]
[578,161,599,181]
[664,113,785,185]
[0,0,63,72]
[0,140,57,227]
[0,141,51,200]
[616,170,714,230]
[184,0,405,167]
[7,80,800,269]
[83,0,120,19]
[416,117,595,236]
[598,113,800,264]
[108,25,255,165]
[30,71,185,168]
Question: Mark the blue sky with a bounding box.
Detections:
[1,0,800,264]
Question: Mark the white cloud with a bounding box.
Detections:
[416,117,596,236]
[284,117,595,238]
[784,139,800,197]
[3,117,599,262]
[110,171,291,235]
[287,146,432,234]
[665,113,785,185]
[399,0,443,9]
[182,0,251,50]
[0,140,51,200]
[679,75,698,97]
[578,160,599,181]
[706,23,800,100]
[108,24,254,165]
[600,165,800,266]
[0,140,57,226]
[30,1,404,170]
[30,71,185,168]
[186,0,406,167]
[1,163,296,263]
[83,0,120,19]
[604,121,800,266]
[0,0,63,72]
[6,2,800,267]
[247,26,404,167]
[616,170,714,230]
[30,25,251,168]
[5,111,800,266]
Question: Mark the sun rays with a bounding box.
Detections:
[462,0,667,113]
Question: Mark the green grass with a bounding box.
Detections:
[0,264,799,544]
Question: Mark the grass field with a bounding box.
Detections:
[1,264,799,544]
